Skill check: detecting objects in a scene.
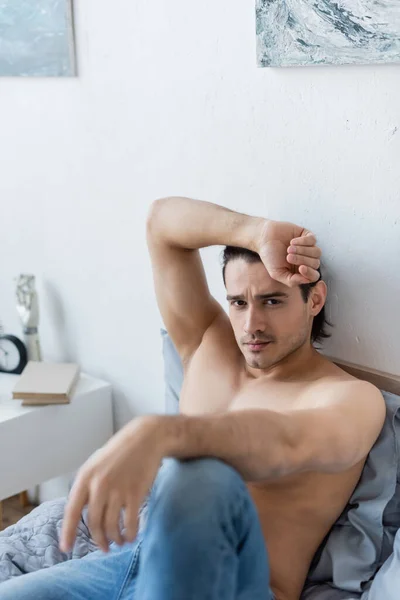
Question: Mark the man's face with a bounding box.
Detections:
[225,258,319,371]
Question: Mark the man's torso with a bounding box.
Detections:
[179,314,366,600]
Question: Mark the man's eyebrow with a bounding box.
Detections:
[226,292,289,301]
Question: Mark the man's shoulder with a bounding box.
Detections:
[307,361,385,413]
[316,378,386,443]
[293,371,386,471]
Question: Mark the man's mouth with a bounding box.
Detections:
[246,342,270,351]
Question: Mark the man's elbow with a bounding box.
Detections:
[291,437,368,475]
[147,198,168,230]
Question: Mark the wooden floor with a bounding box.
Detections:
[0,495,37,531]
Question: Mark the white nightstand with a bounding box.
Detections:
[0,372,113,508]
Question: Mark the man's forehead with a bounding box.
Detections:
[224,259,291,296]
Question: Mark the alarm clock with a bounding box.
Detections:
[0,334,28,374]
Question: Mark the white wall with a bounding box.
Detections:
[1,1,399,431]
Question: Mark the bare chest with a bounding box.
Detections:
[179,340,360,517]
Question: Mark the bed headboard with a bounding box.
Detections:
[329,357,400,396]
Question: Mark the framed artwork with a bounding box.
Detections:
[0,0,76,76]
[256,1,400,67]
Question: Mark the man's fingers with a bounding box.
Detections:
[290,233,316,246]
[286,253,320,270]
[288,274,312,285]
[287,245,321,259]
[123,501,139,543]
[278,266,320,286]
[298,265,320,282]
[60,481,89,553]
[104,494,125,546]
[87,482,109,552]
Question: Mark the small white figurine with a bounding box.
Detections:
[15,274,42,362]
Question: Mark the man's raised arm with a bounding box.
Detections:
[147,196,321,365]
[147,197,264,365]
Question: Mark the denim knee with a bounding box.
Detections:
[147,457,247,528]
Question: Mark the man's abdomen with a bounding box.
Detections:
[247,463,365,600]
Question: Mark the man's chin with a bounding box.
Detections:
[244,351,274,369]
[246,359,274,371]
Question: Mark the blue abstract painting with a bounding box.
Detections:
[256,0,400,67]
[0,0,75,76]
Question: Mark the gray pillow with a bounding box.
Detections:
[160,328,400,594]
[307,390,400,594]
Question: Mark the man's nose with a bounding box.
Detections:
[244,307,266,335]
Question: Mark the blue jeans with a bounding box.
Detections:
[0,458,273,599]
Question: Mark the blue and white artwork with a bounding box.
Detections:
[0,0,76,76]
[256,1,400,67]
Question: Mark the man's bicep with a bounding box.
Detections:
[290,381,386,474]
[147,236,222,364]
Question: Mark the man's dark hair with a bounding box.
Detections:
[221,246,332,346]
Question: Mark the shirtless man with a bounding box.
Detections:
[0,197,386,600]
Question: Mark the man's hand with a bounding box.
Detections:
[255,220,322,287]
[59,416,164,554]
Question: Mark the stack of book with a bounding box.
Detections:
[12,361,80,405]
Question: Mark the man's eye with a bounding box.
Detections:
[232,300,246,307]
[265,299,281,306]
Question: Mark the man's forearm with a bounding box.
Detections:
[156,410,296,482]
[147,196,265,253]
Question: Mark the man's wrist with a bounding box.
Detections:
[122,414,174,459]
[128,414,188,458]
[239,216,269,254]
[148,414,208,460]
[153,413,234,462]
